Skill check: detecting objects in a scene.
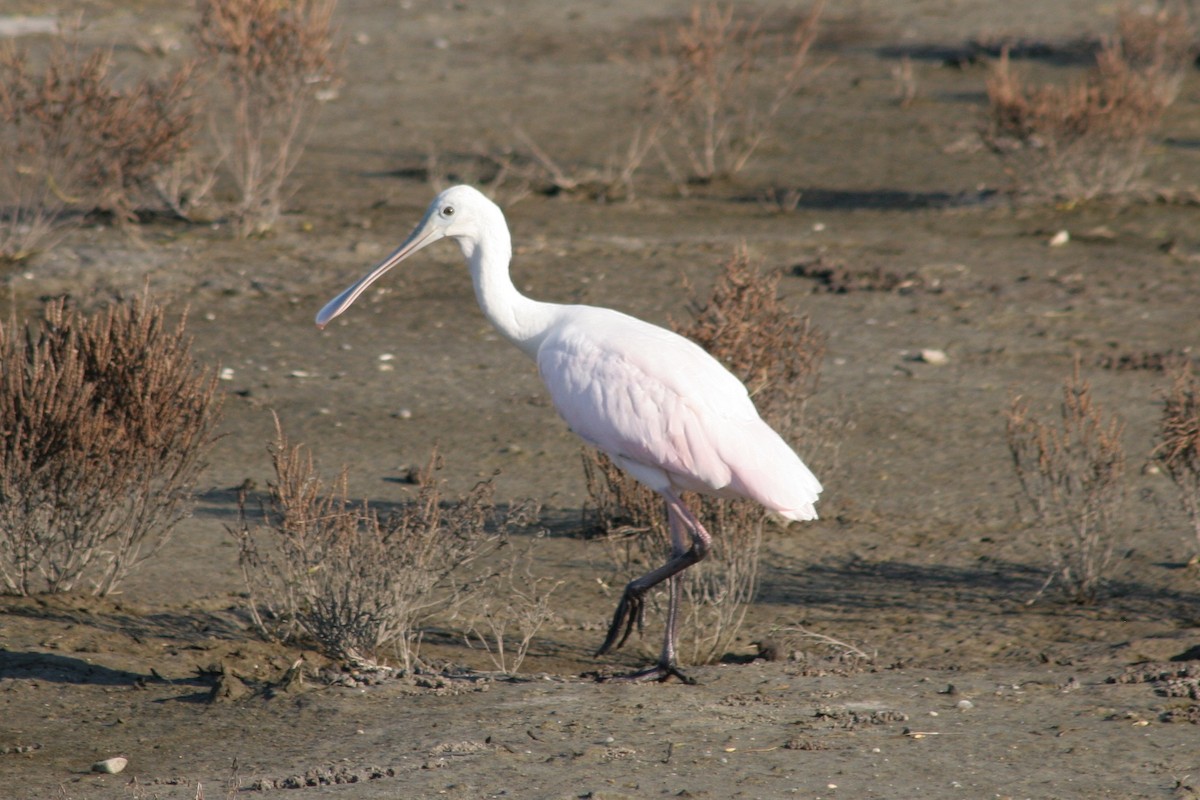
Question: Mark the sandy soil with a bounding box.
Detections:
[3,1,1200,797]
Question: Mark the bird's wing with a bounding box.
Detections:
[536,307,759,494]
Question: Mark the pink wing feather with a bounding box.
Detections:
[537,306,821,520]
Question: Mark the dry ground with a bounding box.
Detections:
[3,1,1200,797]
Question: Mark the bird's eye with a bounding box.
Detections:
[441,205,455,217]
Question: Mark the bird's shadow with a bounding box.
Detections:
[762,551,1200,622]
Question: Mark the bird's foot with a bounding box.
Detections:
[595,589,645,656]
[595,661,697,685]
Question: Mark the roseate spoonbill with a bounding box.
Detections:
[316,185,821,683]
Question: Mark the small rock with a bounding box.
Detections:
[352,241,383,257]
[918,348,948,365]
[956,699,974,710]
[92,756,127,774]
[1048,230,1070,247]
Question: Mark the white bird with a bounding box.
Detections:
[316,185,821,683]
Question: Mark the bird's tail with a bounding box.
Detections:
[725,421,822,521]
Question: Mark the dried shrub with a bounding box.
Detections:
[585,248,826,664]
[0,28,198,258]
[983,5,1193,202]
[0,293,223,596]
[461,540,561,675]
[1113,2,1197,104]
[502,121,663,203]
[1005,360,1127,603]
[649,1,824,186]
[195,0,339,236]
[1153,361,1200,554]
[232,420,522,671]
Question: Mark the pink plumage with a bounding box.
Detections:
[317,185,822,682]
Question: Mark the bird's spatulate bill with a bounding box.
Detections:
[315,224,444,329]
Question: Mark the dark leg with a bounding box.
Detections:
[596,491,710,683]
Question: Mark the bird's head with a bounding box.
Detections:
[425,184,497,241]
[315,185,503,329]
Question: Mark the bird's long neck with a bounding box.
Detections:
[458,229,556,360]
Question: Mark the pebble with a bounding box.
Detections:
[918,348,948,365]
[1048,230,1070,247]
[219,367,235,381]
[92,757,127,774]
[956,699,974,710]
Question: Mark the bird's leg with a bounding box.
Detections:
[596,492,710,684]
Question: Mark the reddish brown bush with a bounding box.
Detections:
[983,5,1194,201]
[0,31,198,258]
[649,1,825,186]
[0,293,223,596]
[1005,360,1126,603]
[1153,361,1200,554]
[195,0,339,236]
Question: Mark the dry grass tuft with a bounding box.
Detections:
[649,2,825,186]
[460,539,562,675]
[0,293,223,596]
[1005,359,1127,603]
[1153,361,1200,555]
[195,0,339,236]
[232,419,534,671]
[0,26,198,258]
[585,248,826,664]
[983,6,1195,202]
